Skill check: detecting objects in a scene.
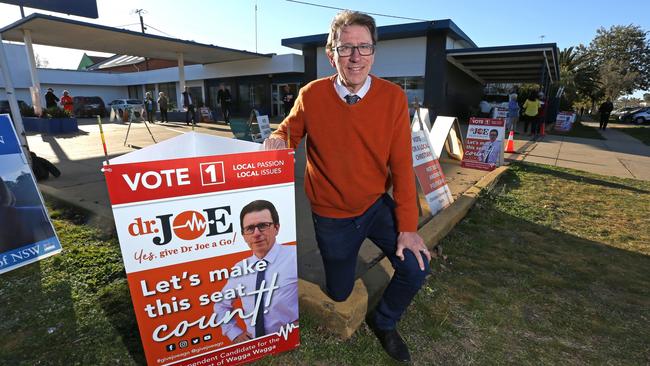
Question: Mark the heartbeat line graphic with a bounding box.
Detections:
[277,323,299,340]
[173,212,211,231]
[0,135,4,144]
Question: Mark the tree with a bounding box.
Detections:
[588,24,650,97]
[558,46,600,109]
[644,93,650,104]
[35,53,49,68]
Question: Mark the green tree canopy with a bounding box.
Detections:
[588,24,650,97]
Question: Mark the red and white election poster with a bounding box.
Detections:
[104,133,299,366]
[411,111,453,216]
[461,118,505,171]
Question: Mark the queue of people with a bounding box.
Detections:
[478,90,549,139]
[43,87,73,113]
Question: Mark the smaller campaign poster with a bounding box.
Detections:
[492,106,508,120]
[104,133,299,366]
[411,131,453,215]
[461,118,505,171]
[0,114,61,275]
[554,112,575,132]
[411,110,453,215]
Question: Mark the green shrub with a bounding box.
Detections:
[44,107,72,118]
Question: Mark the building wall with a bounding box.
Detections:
[1,42,304,113]
[315,37,427,79]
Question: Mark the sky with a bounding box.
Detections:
[1,0,649,95]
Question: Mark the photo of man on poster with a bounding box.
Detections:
[213,200,298,343]
[478,129,502,165]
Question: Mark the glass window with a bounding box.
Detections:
[384,76,425,106]
[128,85,142,100]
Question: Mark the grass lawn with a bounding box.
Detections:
[548,120,605,140]
[1,163,649,365]
[613,125,650,146]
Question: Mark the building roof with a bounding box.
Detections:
[446,43,560,84]
[281,19,477,50]
[0,13,271,64]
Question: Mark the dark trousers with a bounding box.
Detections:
[221,103,231,123]
[146,109,154,123]
[600,113,610,130]
[313,194,429,330]
[522,114,538,134]
[185,105,196,124]
[160,107,168,122]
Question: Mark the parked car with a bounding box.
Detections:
[0,99,29,119]
[611,106,638,117]
[73,96,106,117]
[107,99,145,118]
[619,107,647,123]
[625,107,650,124]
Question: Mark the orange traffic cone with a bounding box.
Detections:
[505,130,515,153]
[540,120,546,136]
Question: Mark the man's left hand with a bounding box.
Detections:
[396,232,431,271]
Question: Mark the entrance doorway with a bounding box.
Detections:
[271,83,300,117]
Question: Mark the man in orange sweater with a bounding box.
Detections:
[264,10,430,362]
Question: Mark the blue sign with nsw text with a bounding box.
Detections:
[0,114,61,275]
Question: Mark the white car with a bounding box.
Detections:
[627,107,650,124]
[107,99,145,118]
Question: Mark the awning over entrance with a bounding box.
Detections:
[0,13,270,64]
[446,43,559,85]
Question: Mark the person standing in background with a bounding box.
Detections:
[282,85,296,117]
[144,91,156,123]
[507,94,520,132]
[157,92,168,123]
[217,84,232,124]
[60,90,73,114]
[44,88,59,109]
[599,98,614,130]
[521,92,540,137]
[182,87,196,126]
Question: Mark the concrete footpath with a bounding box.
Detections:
[507,121,650,181]
[25,117,650,338]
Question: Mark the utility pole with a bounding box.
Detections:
[134,9,150,70]
[254,2,258,53]
[540,35,546,43]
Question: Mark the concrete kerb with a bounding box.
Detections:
[298,165,510,339]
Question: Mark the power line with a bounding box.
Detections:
[145,24,174,37]
[285,0,428,22]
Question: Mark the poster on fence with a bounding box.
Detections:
[411,110,453,215]
[554,112,575,132]
[461,117,505,171]
[0,114,61,275]
[104,132,299,366]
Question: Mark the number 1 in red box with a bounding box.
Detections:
[200,161,225,186]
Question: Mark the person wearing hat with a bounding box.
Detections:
[60,90,73,113]
[45,88,59,109]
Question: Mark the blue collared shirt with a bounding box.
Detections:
[214,242,298,340]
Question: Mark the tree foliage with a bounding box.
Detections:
[588,24,650,97]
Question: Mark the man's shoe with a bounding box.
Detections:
[366,316,411,363]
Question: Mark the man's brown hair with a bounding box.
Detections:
[326,11,377,56]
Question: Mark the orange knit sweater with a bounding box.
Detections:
[271,75,417,232]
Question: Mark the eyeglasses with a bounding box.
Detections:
[332,44,375,57]
[242,222,275,235]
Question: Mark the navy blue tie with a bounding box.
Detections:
[345,94,360,105]
[255,260,266,338]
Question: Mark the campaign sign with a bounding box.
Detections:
[104,133,299,366]
[461,118,505,171]
[554,112,575,132]
[411,130,453,215]
[0,114,61,275]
